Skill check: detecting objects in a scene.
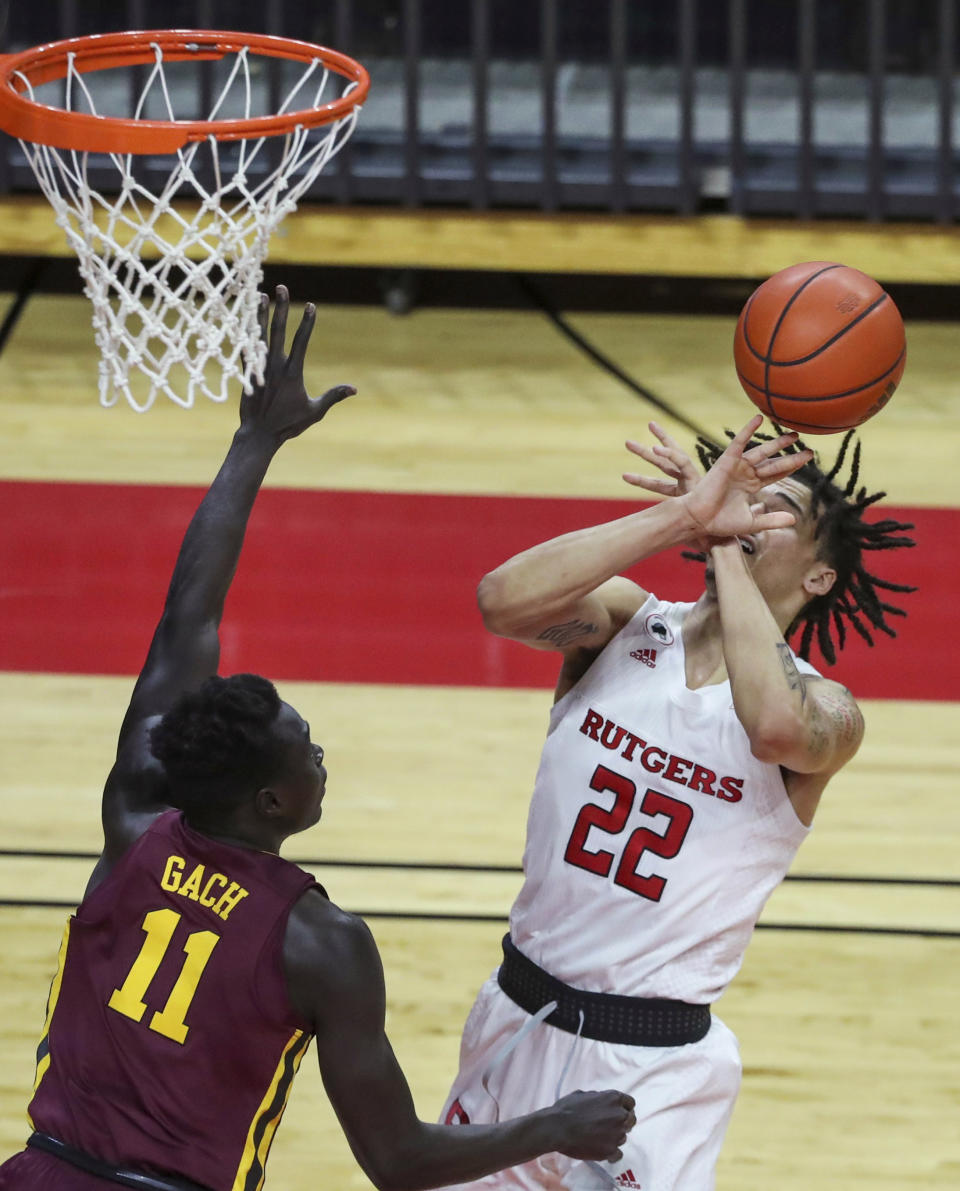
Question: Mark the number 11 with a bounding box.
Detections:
[108,908,219,1044]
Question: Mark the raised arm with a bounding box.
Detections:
[285,893,635,1191]
[711,538,864,778]
[476,502,688,654]
[477,417,812,661]
[623,419,862,810]
[99,288,355,863]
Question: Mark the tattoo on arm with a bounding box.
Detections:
[775,642,807,706]
[807,688,864,760]
[807,711,830,759]
[820,689,864,746]
[536,618,599,647]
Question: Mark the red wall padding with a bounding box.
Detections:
[0,480,950,700]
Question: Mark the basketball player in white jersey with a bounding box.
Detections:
[439,415,915,1191]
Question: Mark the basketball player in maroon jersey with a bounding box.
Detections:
[0,288,635,1191]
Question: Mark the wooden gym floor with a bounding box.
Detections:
[0,211,958,1189]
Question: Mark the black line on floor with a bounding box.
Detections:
[783,874,960,887]
[0,850,97,861]
[752,922,960,939]
[354,915,960,939]
[1,898,958,939]
[290,857,523,873]
[2,849,957,889]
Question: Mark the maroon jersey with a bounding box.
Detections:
[26,811,320,1191]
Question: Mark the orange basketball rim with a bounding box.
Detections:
[0,29,371,153]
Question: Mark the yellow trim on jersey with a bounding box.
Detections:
[231,1029,311,1191]
[27,918,72,1127]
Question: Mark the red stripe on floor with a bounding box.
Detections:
[0,480,951,700]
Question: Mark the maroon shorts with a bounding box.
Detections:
[0,1148,118,1188]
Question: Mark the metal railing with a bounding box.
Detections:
[0,0,956,222]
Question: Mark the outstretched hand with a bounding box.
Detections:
[623,420,701,498]
[624,414,813,545]
[240,285,356,442]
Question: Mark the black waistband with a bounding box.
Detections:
[26,1134,213,1191]
[497,933,711,1047]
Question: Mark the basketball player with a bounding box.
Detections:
[440,416,915,1190]
[0,288,636,1191]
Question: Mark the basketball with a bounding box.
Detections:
[733,261,906,434]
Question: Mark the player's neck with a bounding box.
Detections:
[682,597,727,687]
[686,588,804,687]
[187,817,283,856]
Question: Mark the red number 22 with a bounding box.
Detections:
[563,764,693,902]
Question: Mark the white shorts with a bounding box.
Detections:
[438,975,741,1191]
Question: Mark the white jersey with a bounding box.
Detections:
[509,593,817,1005]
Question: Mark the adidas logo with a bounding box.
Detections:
[629,647,657,668]
[615,1171,642,1189]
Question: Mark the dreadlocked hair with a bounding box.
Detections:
[683,426,917,665]
[149,673,284,820]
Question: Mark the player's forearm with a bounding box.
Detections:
[479,497,698,628]
[712,541,808,757]
[161,424,278,624]
[369,1115,560,1191]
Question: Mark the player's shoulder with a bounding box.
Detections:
[283,889,382,1027]
[94,714,174,869]
[553,578,652,701]
[290,885,362,928]
[108,714,166,785]
[286,888,378,972]
[594,575,650,629]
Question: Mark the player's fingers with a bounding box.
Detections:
[755,448,814,477]
[287,302,316,373]
[312,383,357,421]
[622,472,678,495]
[727,414,764,452]
[751,510,796,532]
[649,420,685,453]
[268,285,290,364]
[626,442,681,477]
[605,1147,623,1163]
[246,295,270,390]
[625,439,659,461]
[653,443,698,479]
[257,292,270,344]
[745,430,801,463]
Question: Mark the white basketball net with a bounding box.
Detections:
[14,43,362,411]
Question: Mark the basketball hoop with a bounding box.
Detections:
[0,30,370,411]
